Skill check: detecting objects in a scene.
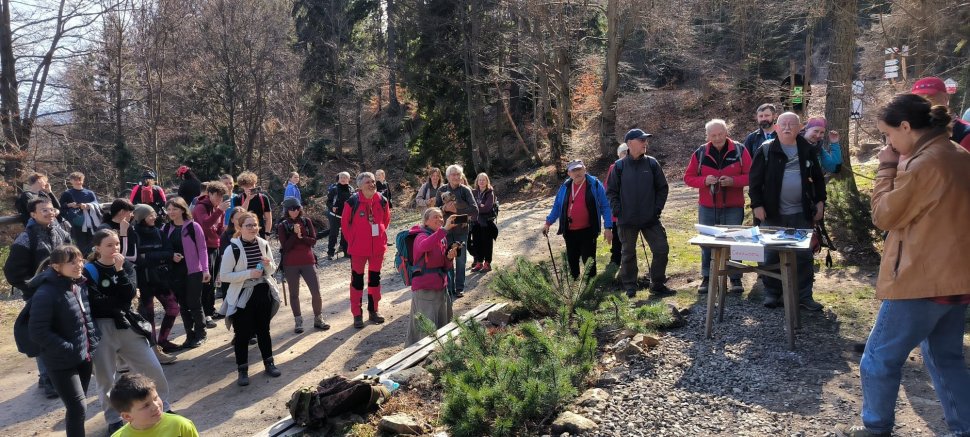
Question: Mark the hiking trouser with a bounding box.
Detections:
[349,254,383,316]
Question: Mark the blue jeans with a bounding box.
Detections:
[861,299,970,434]
[446,232,469,295]
[698,205,743,279]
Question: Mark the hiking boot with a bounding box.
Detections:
[263,358,282,377]
[211,312,225,320]
[456,289,465,298]
[763,294,783,308]
[470,262,483,272]
[697,277,710,295]
[237,365,250,386]
[205,316,217,329]
[313,315,331,331]
[294,316,304,334]
[730,278,744,293]
[353,316,365,329]
[800,297,824,312]
[327,253,335,261]
[650,284,676,297]
[158,340,182,353]
[481,262,492,272]
[834,424,891,437]
[39,376,58,399]
[183,336,207,349]
[154,346,177,365]
[107,420,124,435]
[369,311,385,324]
[625,288,637,298]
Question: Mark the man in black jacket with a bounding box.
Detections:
[15,172,62,226]
[3,197,71,399]
[326,172,354,259]
[749,112,826,311]
[742,103,778,158]
[607,129,674,298]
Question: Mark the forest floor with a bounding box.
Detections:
[0,181,964,436]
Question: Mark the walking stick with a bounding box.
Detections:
[544,231,563,290]
[639,234,653,273]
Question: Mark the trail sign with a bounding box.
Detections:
[791,86,804,104]
[884,71,899,79]
[944,78,958,94]
[851,98,863,120]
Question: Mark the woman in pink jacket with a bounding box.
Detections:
[405,208,458,345]
[163,197,210,349]
[340,172,391,329]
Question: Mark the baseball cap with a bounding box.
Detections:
[911,77,946,95]
[624,128,653,142]
[566,159,585,172]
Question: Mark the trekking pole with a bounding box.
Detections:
[639,234,652,273]
[544,231,563,290]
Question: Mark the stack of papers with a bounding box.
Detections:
[694,224,763,243]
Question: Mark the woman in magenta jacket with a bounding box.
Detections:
[682,119,752,294]
[405,208,458,345]
[340,172,391,329]
[163,197,210,349]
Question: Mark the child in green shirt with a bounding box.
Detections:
[109,373,199,437]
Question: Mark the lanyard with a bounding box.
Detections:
[569,180,585,214]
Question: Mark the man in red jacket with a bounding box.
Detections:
[683,119,752,294]
[192,181,230,324]
[341,172,392,329]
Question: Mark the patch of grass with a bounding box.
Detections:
[345,424,377,437]
[596,295,676,334]
[813,284,878,340]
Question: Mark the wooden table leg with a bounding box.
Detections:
[786,250,802,330]
[779,251,797,350]
[717,248,728,322]
[704,247,721,339]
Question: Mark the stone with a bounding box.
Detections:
[379,413,428,435]
[612,328,637,343]
[575,388,611,407]
[633,333,660,350]
[614,338,646,362]
[388,366,433,389]
[551,411,598,435]
[486,309,512,327]
[595,367,625,387]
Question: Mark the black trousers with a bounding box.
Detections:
[202,247,218,316]
[563,226,598,279]
[174,270,206,341]
[232,283,274,366]
[327,214,348,256]
[47,360,93,437]
[469,223,495,263]
[609,231,623,265]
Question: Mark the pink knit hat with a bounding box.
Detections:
[805,117,826,131]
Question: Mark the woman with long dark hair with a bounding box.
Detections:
[28,245,99,437]
[163,197,210,349]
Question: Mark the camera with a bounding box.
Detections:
[452,214,469,224]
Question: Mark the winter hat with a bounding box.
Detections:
[282,197,302,210]
[805,117,826,131]
[132,204,155,223]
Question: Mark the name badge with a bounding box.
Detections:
[371,223,379,237]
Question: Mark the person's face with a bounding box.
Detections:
[289,174,300,184]
[360,177,377,193]
[52,257,84,279]
[877,120,916,156]
[775,115,801,144]
[96,235,121,258]
[165,205,183,221]
[30,202,56,226]
[70,177,84,189]
[121,390,164,430]
[117,210,133,222]
[31,177,48,191]
[376,171,385,182]
[430,172,441,184]
[757,110,775,129]
[338,175,350,185]
[287,206,300,219]
[627,138,647,157]
[425,211,444,231]
[805,126,825,143]
[145,178,155,186]
[145,212,157,227]
[447,171,462,186]
[476,177,487,189]
[568,167,586,181]
[706,125,728,146]
[220,177,233,188]
[241,184,254,194]
[241,218,259,239]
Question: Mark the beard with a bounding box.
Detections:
[758,120,773,130]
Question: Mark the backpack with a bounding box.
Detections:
[394,227,446,286]
[694,142,746,176]
[346,193,388,226]
[14,298,40,357]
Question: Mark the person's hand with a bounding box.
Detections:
[828,130,840,144]
[119,218,130,237]
[294,223,302,237]
[219,201,231,211]
[80,203,89,210]
[261,256,272,267]
[604,228,613,244]
[447,247,458,260]
[542,222,551,236]
[42,181,51,193]
[428,197,437,207]
[249,269,263,279]
[173,253,184,263]
[718,176,734,187]
[67,202,78,208]
[877,145,900,166]
[444,215,457,231]
[112,253,125,271]
[753,207,766,222]
[705,175,718,186]
[203,272,211,283]
[814,202,825,222]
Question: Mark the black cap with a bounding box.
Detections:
[624,128,653,142]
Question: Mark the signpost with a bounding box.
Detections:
[944,78,958,95]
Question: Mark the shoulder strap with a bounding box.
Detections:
[347,194,360,225]
[695,146,705,176]
[84,263,99,284]
[231,242,243,271]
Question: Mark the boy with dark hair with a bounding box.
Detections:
[109,373,198,437]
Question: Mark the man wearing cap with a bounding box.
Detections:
[543,159,613,280]
[604,143,629,266]
[130,170,167,216]
[911,77,970,152]
[607,128,675,297]
[749,112,826,311]
[743,103,778,158]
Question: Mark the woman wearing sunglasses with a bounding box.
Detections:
[277,197,328,333]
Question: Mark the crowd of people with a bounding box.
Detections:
[6,75,970,437]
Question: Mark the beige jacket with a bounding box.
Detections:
[871,131,970,299]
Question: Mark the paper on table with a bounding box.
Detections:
[695,224,728,237]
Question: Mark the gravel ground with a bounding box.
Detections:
[575,286,955,437]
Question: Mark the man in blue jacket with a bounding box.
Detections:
[607,129,674,298]
[543,159,613,280]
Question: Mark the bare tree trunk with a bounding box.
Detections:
[386,0,400,113]
[356,97,364,162]
[599,0,640,159]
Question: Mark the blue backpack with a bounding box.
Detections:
[394,227,445,286]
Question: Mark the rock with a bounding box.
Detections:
[551,411,598,435]
[613,338,646,362]
[486,309,512,327]
[595,367,625,387]
[612,328,637,343]
[665,303,687,328]
[632,333,660,350]
[575,388,610,407]
[379,413,428,435]
[388,366,433,389]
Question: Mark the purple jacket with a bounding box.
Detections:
[165,220,209,275]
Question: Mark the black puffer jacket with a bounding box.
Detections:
[3,221,71,298]
[27,269,99,371]
[134,223,174,288]
[83,260,138,329]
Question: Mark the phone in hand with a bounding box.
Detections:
[452,214,469,224]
